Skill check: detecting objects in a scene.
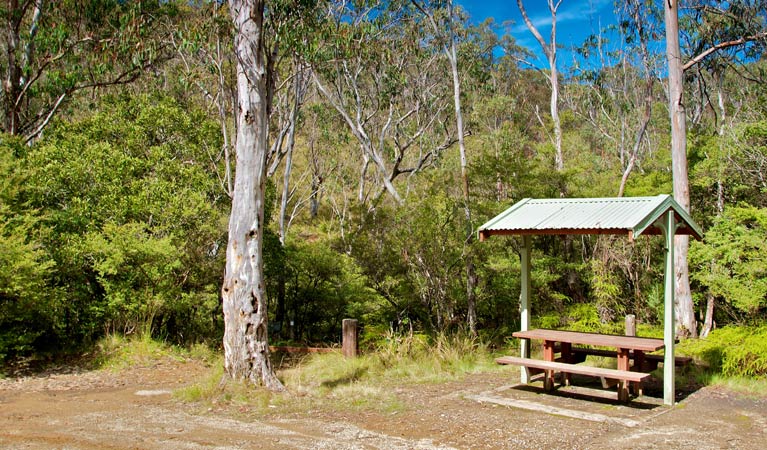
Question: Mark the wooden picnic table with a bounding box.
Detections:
[509,329,664,401]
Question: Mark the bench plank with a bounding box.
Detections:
[495,356,651,383]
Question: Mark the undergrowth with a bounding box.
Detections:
[93,334,216,371]
[177,332,501,415]
[677,325,767,378]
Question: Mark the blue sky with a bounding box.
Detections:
[456,0,618,67]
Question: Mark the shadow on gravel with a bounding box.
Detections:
[320,367,368,388]
[509,372,700,409]
[0,354,97,379]
[510,384,661,410]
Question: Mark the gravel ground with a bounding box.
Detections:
[1,361,766,449]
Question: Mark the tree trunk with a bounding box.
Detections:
[213,1,234,197]
[550,53,562,172]
[279,62,307,246]
[309,173,321,218]
[700,291,715,338]
[444,0,477,336]
[3,0,22,135]
[517,0,563,172]
[700,70,727,339]
[665,0,697,338]
[222,0,284,391]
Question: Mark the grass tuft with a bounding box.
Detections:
[706,375,767,397]
[93,334,178,370]
[92,334,217,371]
[178,332,499,416]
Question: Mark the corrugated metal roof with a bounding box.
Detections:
[478,195,703,240]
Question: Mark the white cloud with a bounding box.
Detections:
[512,0,613,36]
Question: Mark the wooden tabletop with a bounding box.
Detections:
[512,329,664,352]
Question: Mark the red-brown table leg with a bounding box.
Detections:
[632,350,645,396]
[543,340,555,391]
[617,348,630,402]
[560,342,572,385]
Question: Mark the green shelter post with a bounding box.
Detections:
[519,235,532,383]
[661,211,676,406]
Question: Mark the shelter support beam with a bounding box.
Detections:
[661,211,676,406]
[519,235,532,383]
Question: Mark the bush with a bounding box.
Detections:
[690,206,767,317]
[21,95,228,349]
[0,137,58,362]
[679,325,767,377]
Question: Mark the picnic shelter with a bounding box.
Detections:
[478,195,703,405]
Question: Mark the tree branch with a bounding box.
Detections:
[684,32,767,71]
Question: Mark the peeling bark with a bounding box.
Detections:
[223,0,284,391]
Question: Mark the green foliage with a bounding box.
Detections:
[690,206,767,315]
[534,304,665,339]
[279,239,385,342]
[679,326,767,377]
[0,137,57,361]
[0,0,178,139]
[85,222,183,335]
[589,257,623,321]
[15,94,228,352]
[537,303,612,333]
[93,334,182,371]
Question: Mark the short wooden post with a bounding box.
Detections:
[342,319,358,358]
[625,314,636,337]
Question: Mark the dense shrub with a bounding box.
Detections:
[690,206,767,317]
[7,95,229,357]
[680,326,767,377]
[0,138,58,360]
[270,238,387,344]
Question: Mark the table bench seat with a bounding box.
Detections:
[496,356,651,402]
[496,356,651,382]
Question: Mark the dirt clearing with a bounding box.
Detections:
[1,360,765,449]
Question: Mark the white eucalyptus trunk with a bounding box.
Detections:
[665,0,697,338]
[222,0,284,390]
[447,1,477,336]
[517,0,563,172]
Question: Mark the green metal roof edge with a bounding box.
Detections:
[477,198,531,236]
[632,194,704,240]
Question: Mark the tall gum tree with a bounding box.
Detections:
[411,0,477,335]
[222,0,284,390]
[674,0,767,336]
[665,0,696,337]
[312,0,458,207]
[517,0,564,173]
[681,1,767,336]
